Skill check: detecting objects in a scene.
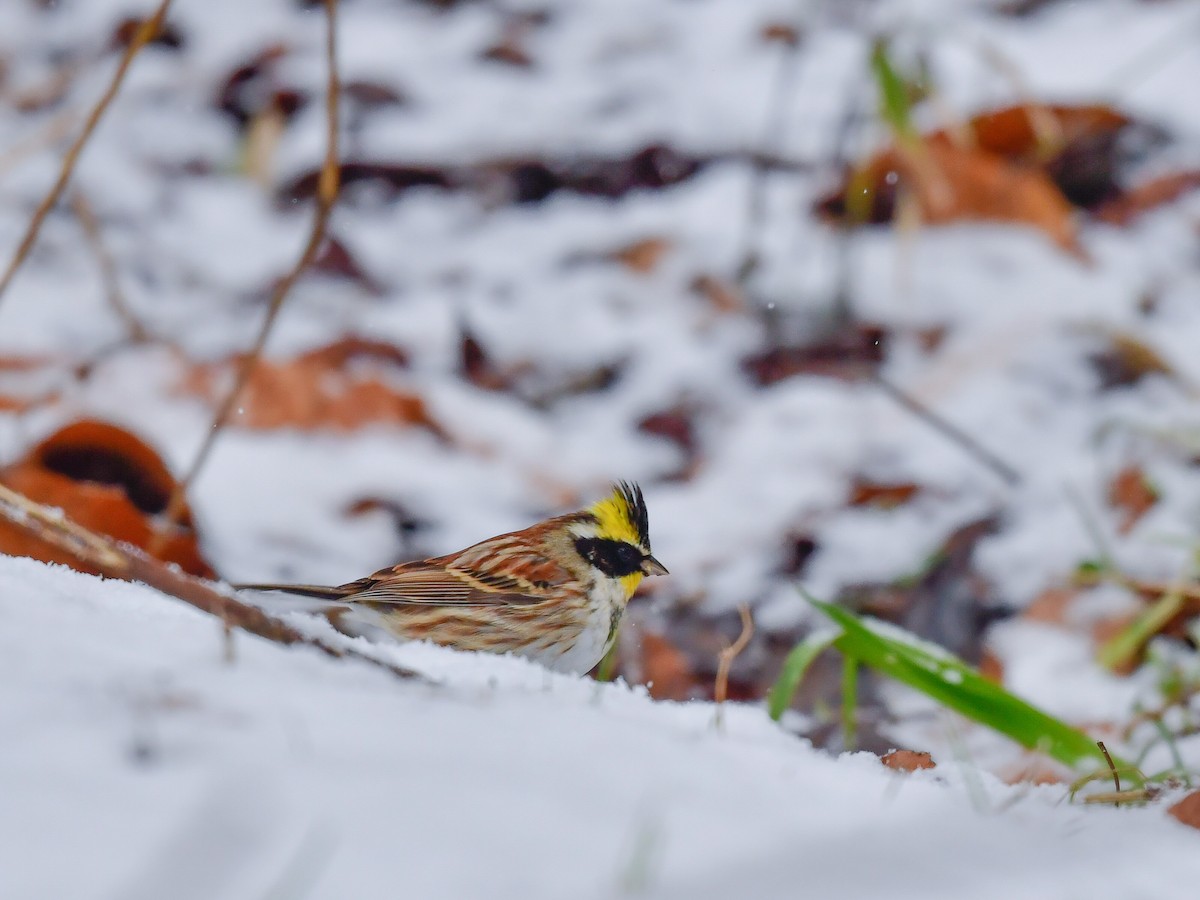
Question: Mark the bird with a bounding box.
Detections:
[236,482,667,674]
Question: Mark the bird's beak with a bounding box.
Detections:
[641,555,669,576]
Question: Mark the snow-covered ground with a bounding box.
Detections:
[4,0,1200,895]
[3,556,1198,900]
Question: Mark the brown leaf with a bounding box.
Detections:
[1022,586,1080,625]
[1088,331,1174,390]
[182,339,443,436]
[637,406,698,480]
[108,14,185,51]
[816,103,1140,254]
[216,44,307,129]
[639,631,697,701]
[1107,464,1158,535]
[311,235,384,295]
[742,324,887,385]
[899,142,1079,254]
[610,237,672,274]
[760,23,801,45]
[978,648,1005,683]
[689,274,745,313]
[848,478,920,509]
[0,420,212,578]
[1096,170,1200,225]
[880,749,936,772]
[1168,791,1200,830]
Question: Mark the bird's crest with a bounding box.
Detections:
[588,481,650,549]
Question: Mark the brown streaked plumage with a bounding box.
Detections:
[237,483,667,673]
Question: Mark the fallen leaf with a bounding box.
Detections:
[638,631,697,701]
[108,14,185,51]
[848,478,920,509]
[637,405,698,480]
[1087,331,1174,390]
[1095,170,1200,225]
[760,23,801,45]
[880,749,936,772]
[1107,464,1158,535]
[216,44,306,129]
[1168,791,1200,830]
[742,323,887,385]
[816,103,1142,254]
[182,338,443,436]
[689,274,744,313]
[609,237,672,274]
[0,420,213,578]
[311,235,384,295]
[978,648,1005,683]
[1022,586,1080,625]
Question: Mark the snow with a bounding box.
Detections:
[4,0,1200,894]
[2,555,1198,900]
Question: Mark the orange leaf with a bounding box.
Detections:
[0,420,213,577]
[848,478,920,509]
[1095,170,1200,226]
[958,104,1128,164]
[895,141,1080,254]
[880,749,936,772]
[609,237,672,274]
[182,338,445,436]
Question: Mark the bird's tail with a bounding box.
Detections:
[233,582,354,601]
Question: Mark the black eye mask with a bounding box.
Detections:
[574,537,645,578]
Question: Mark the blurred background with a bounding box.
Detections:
[3,0,1200,762]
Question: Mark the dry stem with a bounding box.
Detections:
[0,0,174,306]
[158,0,342,539]
[0,481,421,681]
[714,603,754,707]
[70,190,149,341]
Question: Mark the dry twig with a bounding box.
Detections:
[714,603,754,715]
[159,0,342,539]
[0,480,421,681]
[0,0,174,306]
[70,190,149,341]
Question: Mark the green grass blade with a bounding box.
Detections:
[809,598,1116,770]
[767,630,839,721]
[841,653,859,750]
[870,40,916,141]
[1096,586,1184,672]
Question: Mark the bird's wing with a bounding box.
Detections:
[344,549,573,608]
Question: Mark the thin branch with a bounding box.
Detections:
[70,190,150,341]
[0,0,174,307]
[871,372,1022,486]
[159,0,342,537]
[0,481,421,681]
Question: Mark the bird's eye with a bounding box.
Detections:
[615,543,642,568]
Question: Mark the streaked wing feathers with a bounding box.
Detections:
[342,542,573,609]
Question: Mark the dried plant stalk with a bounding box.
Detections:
[0,0,175,306]
[714,603,754,706]
[0,481,421,681]
[159,0,342,538]
[71,190,149,341]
